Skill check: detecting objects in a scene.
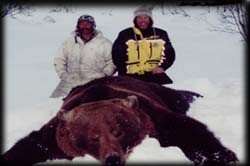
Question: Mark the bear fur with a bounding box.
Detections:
[1,76,238,166]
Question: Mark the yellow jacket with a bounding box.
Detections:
[125,27,166,74]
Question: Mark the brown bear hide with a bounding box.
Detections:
[1,76,238,166]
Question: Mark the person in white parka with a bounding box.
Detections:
[50,15,116,98]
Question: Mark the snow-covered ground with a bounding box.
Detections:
[3,4,245,165]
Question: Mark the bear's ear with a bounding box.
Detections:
[122,95,139,108]
[57,109,75,123]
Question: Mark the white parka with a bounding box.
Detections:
[50,30,116,98]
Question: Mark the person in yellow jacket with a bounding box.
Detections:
[112,5,175,84]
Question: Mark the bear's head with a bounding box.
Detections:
[55,96,150,166]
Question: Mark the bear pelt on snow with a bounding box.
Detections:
[1,76,238,166]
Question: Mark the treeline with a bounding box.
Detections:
[161,0,243,6]
[1,0,247,41]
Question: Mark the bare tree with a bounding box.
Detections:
[225,3,247,41]
[154,1,190,17]
[1,2,74,18]
[1,3,32,18]
[211,2,247,41]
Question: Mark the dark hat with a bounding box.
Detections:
[76,14,96,30]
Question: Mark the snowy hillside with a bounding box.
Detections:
[3,4,245,165]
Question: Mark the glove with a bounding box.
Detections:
[152,67,165,74]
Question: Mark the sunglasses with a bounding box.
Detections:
[78,15,95,23]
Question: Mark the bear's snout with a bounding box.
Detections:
[99,135,125,166]
[104,154,123,166]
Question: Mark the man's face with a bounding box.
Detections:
[78,20,93,34]
[135,15,150,30]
